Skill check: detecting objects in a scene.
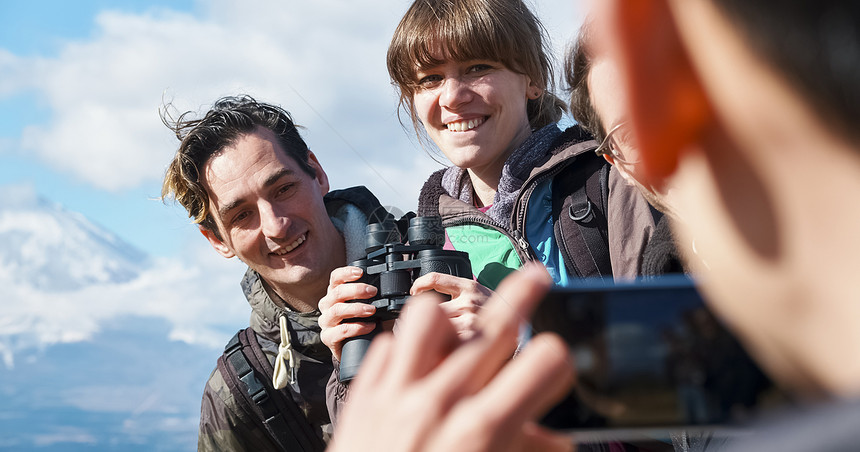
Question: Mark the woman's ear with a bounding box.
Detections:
[526,79,543,100]
[594,0,712,188]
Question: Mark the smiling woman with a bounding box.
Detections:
[386,0,658,290]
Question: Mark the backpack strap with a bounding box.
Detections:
[219,328,326,452]
[551,152,613,278]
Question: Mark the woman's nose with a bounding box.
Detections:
[439,76,473,109]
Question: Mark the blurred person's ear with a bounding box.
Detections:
[593,0,712,189]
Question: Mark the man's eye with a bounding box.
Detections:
[276,183,294,196]
[232,211,251,225]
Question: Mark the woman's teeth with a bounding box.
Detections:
[446,117,485,132]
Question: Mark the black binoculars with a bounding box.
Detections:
[338,215,472,383]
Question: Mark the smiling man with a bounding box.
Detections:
[161,95,389,451]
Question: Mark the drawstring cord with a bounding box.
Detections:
[273,315,298,389]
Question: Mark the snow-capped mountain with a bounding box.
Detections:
[0,185,149,291]
[0,186,249,450]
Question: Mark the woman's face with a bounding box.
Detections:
[412,58,539,179]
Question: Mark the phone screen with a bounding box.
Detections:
[531,275,789,440]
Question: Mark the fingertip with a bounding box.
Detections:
[528,333,575,382]
[409,272,432,294]
[346,321,377,336]
[364,284,378,297]
[401,292,443,321]
[330,265,360,285]
[519,262,553,286]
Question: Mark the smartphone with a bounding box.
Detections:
[531,275,790,442]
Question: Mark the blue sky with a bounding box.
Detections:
[0,1,188,56]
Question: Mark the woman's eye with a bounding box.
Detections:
[467,64,493,74]
[417,74,442,89]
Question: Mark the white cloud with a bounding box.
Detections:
[4,0,586,201]
[32,427,98,447]
[0,48,28,96]
[0,241,249,368]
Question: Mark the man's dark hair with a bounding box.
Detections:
[711,1,860,142]
[564,19,605,143]
[161,95,313,237]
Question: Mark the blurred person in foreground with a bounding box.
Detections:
[565,20,686,278]
[325,0,860,451]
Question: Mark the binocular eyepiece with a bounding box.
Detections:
[337,216,471,383]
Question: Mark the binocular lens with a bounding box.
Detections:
[365,221,401,252]
[407,216,444,246]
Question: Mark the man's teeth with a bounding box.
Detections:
[446,117,485,132]
[274,234,306,255]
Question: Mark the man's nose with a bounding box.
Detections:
[260,203,289,239]
[439,77,473,109]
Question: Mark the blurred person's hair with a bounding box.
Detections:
[161,95,313,239]
[713,1,860,141]
[387,0,566,135]
[564,19,605,142]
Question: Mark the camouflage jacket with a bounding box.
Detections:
[198,186,389,451]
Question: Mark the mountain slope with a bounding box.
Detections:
[0,186,149,291]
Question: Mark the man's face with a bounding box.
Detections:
[200,127,343,300]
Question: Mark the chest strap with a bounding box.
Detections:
[221,329,326,452]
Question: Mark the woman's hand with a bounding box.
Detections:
[319,266,378,362]
[410,272,492,340]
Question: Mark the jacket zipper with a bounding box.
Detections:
[443,214,536,263]
[510,160,573,240]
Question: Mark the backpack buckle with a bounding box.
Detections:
[569,201,593,222]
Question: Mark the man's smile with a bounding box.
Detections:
[271,233,307,256]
